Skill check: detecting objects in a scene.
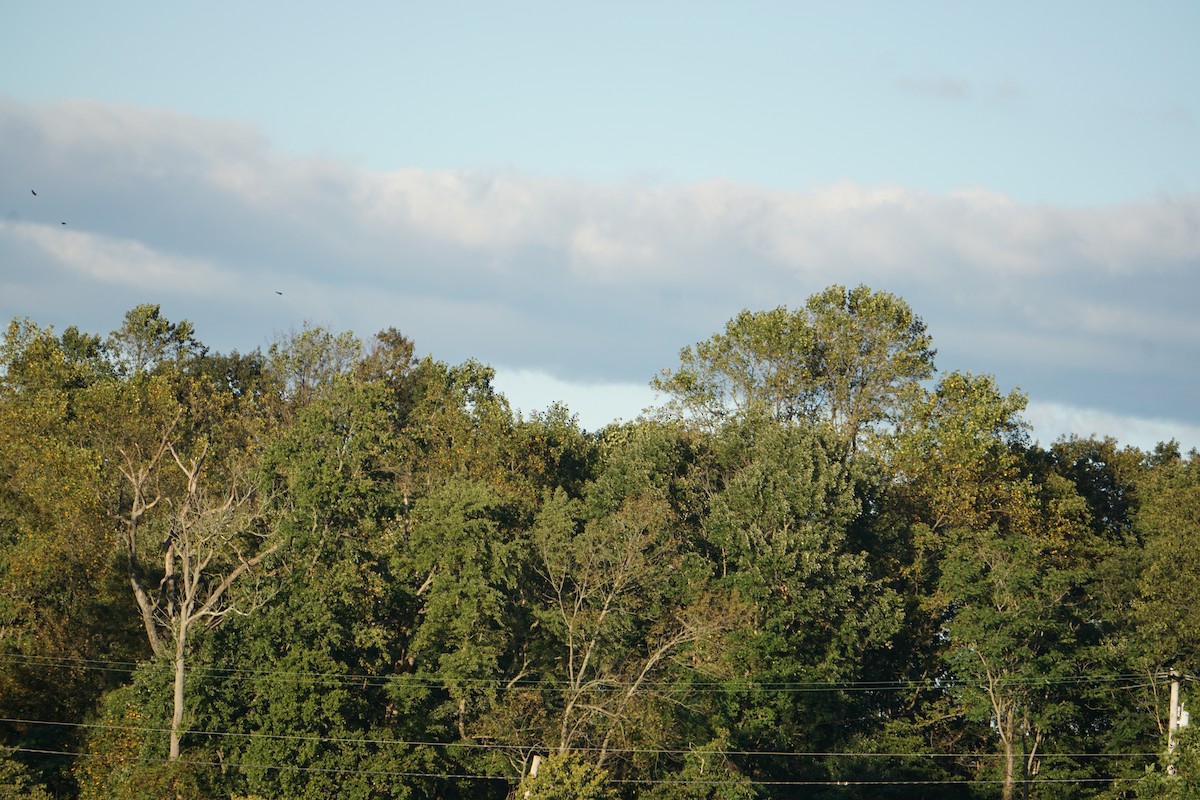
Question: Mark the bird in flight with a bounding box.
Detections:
[29,190,67,225]
[275,291,283,295]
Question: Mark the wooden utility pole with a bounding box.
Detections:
[1169,672,1182,756]
[1166,671,1192,774]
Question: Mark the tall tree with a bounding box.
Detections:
[203,363,440,800]
[80,311,279,762]
[267,323,362,412]
[889,373,1106,799]
[653,284,934,453]
[693,413,900,788]
[652,306,816,427]
[107,304,204,376]
[402,478,524,745]
[517,422,743,777]
[530,488,735,768]
[801,284,936,451]
[935,514,1093,800]
[0,321,134,796]
[1123,450,1200,752]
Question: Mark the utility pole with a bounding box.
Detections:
[523,755,542,799]
[1166,670,1191,774]
[1169,672,1181,756]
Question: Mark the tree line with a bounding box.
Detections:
[1,286,1197,800]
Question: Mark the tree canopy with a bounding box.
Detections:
[0,286,1194,799]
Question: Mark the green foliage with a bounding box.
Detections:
[511,403,598,500]
[637,738,757,800]
[1132,727,1200,799]
[266,372,403,530]
[74,673,174,800]
[104,760,217,800]
[653,284,934,452]
[0,319,142,795]
[932,478,1107,798]
[1,318,111,392]
[0,748,53,800]
[4,293,1195,800]
[268,322,362,408]
[652,305,816,426]
[1047,436,1143,544]
[107,303,205,376]
[516,754,617,800]
[687,421,901,788]
[404,478,523,733]
[1130,453,1200,670]
[889,370,1029,534]
[801,284,935,449]
[402,356,520,494]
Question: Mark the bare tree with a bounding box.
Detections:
[114,410,277,760]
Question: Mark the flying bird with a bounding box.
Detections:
[275,291,283,295]
[31,190,37,196]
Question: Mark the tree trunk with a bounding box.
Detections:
[998,704,1017,800]
[1002,745,1015,800]
[169,623,187,760]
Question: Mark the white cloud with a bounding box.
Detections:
[569,221,661,276]
[1024,401,1200,454]
[2,220,236,295]
[368,169,574,252]
[2,96,1197,434]
[492,375,1200,457]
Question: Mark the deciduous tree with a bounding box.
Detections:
[81,311,279,762]
[653,285,934,453]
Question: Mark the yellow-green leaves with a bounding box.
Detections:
[653,284,935,454]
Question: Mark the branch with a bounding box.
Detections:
[415,569,436,597]
[195,542,280,619]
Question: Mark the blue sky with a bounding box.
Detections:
[2,1,1198,449]
[7,2,1195,201]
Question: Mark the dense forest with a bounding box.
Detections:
[1,285,1197,800]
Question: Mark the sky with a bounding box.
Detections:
[2,1,1198,451]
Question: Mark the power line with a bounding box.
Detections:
[0,717,1163,761]
[10,747,1150,788]
[0,652,1158,694]
[11,748,510,782]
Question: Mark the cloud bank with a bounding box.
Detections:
[2,96,1197,446]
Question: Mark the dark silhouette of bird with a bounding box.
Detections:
[61,222,66,226]
[275,291,283,295]
[31,190,37,196]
